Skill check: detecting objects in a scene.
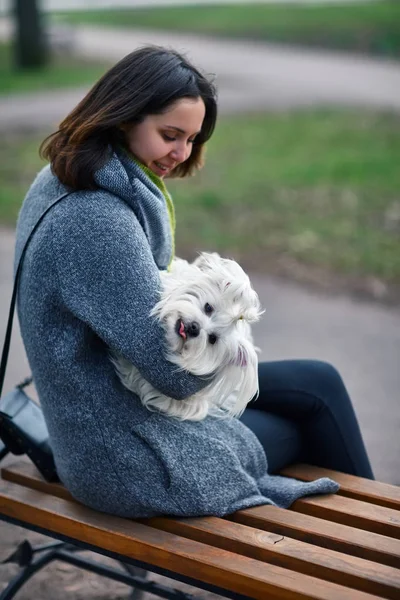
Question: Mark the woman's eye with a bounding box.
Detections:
[163,133,176,142]
[204,303,213,315]
[208,333,217,345]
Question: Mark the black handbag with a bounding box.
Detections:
[0,190,74,482]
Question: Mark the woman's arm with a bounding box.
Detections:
[51,191,208,400]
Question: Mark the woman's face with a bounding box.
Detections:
[125,96,206,178]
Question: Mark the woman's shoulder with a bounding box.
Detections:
[21,165,137,227]
[15,165,145,268]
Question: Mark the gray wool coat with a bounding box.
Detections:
[14,149,339,518]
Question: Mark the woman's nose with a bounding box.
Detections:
[170,143,190,164]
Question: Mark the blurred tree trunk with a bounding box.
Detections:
[13,0,48,69]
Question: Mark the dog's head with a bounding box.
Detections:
[152,252,263,417]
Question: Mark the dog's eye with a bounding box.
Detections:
[204,303,214,315]
[208,333,218,345]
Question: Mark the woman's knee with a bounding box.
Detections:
[256,359,352,419]
[297,360,354,419]
[305,360,344,392]
[259,359,343,393]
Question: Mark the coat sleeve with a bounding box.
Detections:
[50,192,209,400]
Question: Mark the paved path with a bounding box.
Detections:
[1,21,400,130]
[1,228,399,486]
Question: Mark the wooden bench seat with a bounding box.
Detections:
[1,459,399,600]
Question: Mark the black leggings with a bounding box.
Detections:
[240,360,374,478]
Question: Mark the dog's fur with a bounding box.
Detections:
[113,252,263,421]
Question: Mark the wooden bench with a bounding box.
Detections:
[0,458,399,600]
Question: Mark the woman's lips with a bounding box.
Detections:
[153,161,173,176]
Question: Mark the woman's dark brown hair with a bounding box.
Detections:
[40,46,217,189]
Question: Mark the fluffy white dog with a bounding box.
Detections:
[113,252,263,421]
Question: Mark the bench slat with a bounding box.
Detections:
[2,461,70,501]
[293,494,400,539]
[3,460,400,569]
[0,482,384,600]
[230,505,400,569]
[281,465,400,511]
[6,461,398,542]
[147,516,400,600]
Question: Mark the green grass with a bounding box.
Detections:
[58,1,400,58]
[1,110,399,285]
[171,110,400,282]
[0,133,45,223]
[0,42,110,95]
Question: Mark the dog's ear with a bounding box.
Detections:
[232,344,248,368]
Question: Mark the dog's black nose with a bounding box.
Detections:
[187,321,200,338]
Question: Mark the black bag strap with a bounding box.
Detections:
[0,190,74,396]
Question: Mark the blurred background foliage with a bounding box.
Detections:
[1,1,399,299]
[59,0,400,59]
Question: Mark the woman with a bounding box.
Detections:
[15,46,372,519]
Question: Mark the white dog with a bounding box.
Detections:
[113,252,263,421]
